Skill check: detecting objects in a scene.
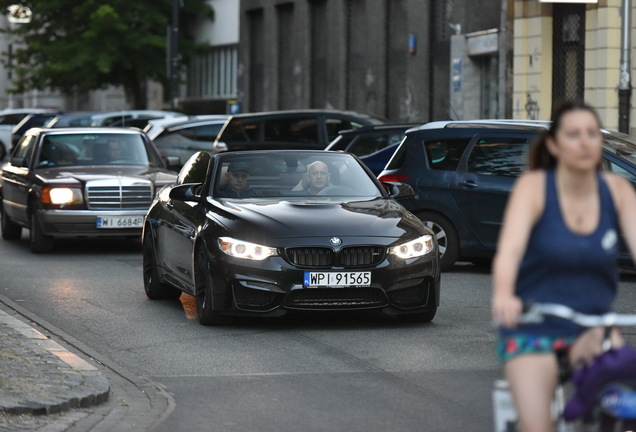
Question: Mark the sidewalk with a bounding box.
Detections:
[0,307,110,416]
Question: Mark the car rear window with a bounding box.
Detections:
[325,118,364,142]
[348,132,405,157]
[221,119,260,142]
[264,117,318,143]
[424,138,469,171]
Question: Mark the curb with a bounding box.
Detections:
[0,307,110,416]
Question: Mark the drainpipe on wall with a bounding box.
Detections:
[619,0,631,134]
[498,0,508,119]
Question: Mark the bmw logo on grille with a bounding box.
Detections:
[329,237,342,246]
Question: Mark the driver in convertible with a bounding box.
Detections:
[217,162,260,198]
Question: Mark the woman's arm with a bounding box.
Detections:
[492,171,544,328]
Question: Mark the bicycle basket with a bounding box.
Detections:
[564,345,636,421]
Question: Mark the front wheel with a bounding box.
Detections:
[416,211,458,272]
[142,230,181,300]
[1,202,22,240]
[194,246,226,326]
[29,212,54,253]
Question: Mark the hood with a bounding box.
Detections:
[35,166,177,185]
[211,197,425,242]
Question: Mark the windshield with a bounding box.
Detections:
[603,132,636,166]
[36,133,161,168]
[212,152,383,200]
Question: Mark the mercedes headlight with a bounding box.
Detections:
[218,237,278,261]
[41,187,84,206]
[390,235,434,259]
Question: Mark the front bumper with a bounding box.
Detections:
[209,250,440,317]
[37,209,146,238]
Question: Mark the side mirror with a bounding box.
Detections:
[10,157,27,168]
[382,181,414,199]
[213,141,228,153]
[169,182,203,202]
[164,156,181,170]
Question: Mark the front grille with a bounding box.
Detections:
[340,247,385,267]
[87,185,152,210]
[285,288,388,309]
[286,248,334,267]
[285,246,385,268]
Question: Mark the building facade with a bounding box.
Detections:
[512,0,634,134]
[238,0,506,122]
[182,0,240,113]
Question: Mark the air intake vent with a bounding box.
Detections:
[285,288,388,309]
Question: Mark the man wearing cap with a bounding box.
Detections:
[217,162,260,198]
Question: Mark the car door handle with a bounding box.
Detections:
[459,180,479,188]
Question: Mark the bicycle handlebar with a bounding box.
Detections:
[517,303,636,327]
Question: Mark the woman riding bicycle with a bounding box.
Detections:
[491,101,636,432]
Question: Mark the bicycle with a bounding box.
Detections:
[492,303,636,432]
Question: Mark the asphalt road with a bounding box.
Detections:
[1,234,636,431]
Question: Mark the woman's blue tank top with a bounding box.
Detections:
[502,170,619,338]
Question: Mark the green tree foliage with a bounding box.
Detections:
[0,1,213,108]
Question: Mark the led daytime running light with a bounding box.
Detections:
[218,237,277,261]
[390,235,434,259]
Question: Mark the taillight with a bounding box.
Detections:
[378,173,409,183]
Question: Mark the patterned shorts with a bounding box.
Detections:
[497,333,577,362]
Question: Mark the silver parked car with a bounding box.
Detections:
[145,115,228,166]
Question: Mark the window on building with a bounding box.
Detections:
[187,45,238,100]
[552,4,585,103]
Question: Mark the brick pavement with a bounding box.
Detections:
[0,297,174,431]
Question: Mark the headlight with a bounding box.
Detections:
[389,235,434,259]
[41,187,84,206]
[218,237,278,261]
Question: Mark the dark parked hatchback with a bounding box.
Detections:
[378,120,636,270]
[325,123,421,175]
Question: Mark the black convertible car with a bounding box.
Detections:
[142,150,440,325]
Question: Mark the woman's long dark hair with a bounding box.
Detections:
[529,100,603,170]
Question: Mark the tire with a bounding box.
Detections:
[1,202,22,240]
[0,142,6,161]
[397,308,437,323]
[29,212,54,253]
[142,230,181,300]
[194,246,226,326]
[470,257,493,269]
[417,211,459,272]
